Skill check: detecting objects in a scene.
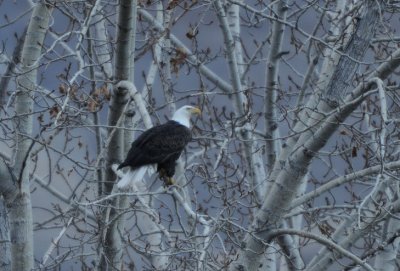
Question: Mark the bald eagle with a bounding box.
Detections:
[117,105,201,189]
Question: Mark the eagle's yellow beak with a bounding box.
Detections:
[191,107,201,115]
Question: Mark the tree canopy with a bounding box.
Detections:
[1,1,400,271]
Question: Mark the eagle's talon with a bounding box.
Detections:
[166,177,175,186]
[160,176,175,186]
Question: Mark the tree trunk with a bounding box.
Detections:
[230,1,385,270]
[374,218,400,271]
[324,0,380,104]
[0,199,11,271]
[8,2,52,270]
[99,0,137,269]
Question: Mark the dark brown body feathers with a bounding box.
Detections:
[118,120,191,178]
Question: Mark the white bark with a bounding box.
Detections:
[227,0,245,78]
[308,73,391,271]
[93,9,113,80]
[265,0,349,198]
[214,0,266,203]
[231,78,382,270]
[324,0,380,102]
[291,160,400,208]
[276,222,305,270]
[0,30,25,107]
[307,197,400,271]
[264,0,287,172]
[9,3,51,270]
[269,229,375,271]
[0,158,17,202]
[99,0,137,270]
[160,3,175,112]
[103,0,136,195]
[262,3,296,269]
[374,218,400,271]
[0,198,11,271]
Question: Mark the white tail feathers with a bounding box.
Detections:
[117,166,148,189]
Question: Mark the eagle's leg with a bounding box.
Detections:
[160,173,175,186]
[158,167,167,179]
[157,166,176,186]
[157,168,175,186]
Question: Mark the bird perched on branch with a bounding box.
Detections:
[117,105,201,189]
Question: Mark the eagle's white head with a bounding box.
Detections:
[172,105,201,128]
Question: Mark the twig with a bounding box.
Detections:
[40,216,74,267]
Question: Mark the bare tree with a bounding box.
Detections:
[0,2,52,270]
[2,0,400,270]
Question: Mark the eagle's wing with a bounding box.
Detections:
[139,122,191,161]
[119,121,191,169]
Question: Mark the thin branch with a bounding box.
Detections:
[268,229,375,271]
